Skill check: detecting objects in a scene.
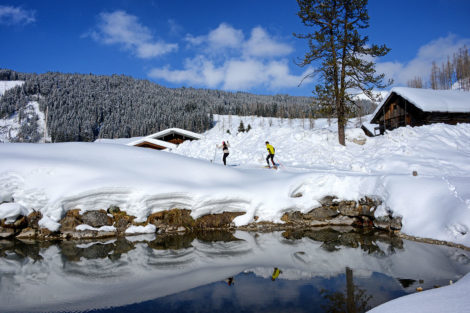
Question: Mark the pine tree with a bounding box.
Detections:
[238,120,246,133]
[295,0,391,145]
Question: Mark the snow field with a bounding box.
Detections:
[1,113,470,246]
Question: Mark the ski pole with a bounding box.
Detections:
[211,144,217,163]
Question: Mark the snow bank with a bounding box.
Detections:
[368,272,470,313]
[0,202,28,223]
[125,224,157,234]
[75,224,116,232]
[1,114,470,246]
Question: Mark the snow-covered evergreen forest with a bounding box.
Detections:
[0,69,376,143]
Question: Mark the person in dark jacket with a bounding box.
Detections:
[217,141,230,165]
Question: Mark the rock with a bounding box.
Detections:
[373,216,394,231]
[305,206,339,220]
[27,211,42,229]
[337,201,359,216]
[374,215,402,231]
[13,216,28,229]
[319,196,337,206]
[147,209,195,229]
[390,216,403,230]
[195,212,244,229]
[0,227,16,238]
[39,227,59,239]
[59,209,82,231]
[107,205,121,214]
[2,215,27,229]
[81,210,113,228]
[308,215,356,226]
[16,227,37,239]
[352,138,366,145]
[114,214,133,233]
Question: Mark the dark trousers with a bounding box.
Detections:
[223,153,229,165]
[266,154,275,166]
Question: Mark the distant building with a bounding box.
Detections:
[127,128,202,150]
[363,87,470,136]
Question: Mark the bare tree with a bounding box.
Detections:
[407,76,424,88]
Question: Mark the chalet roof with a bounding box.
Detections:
[371,87,470,118]
[127,137,177,150]
[145,128,203,140]
[126,128,202,149]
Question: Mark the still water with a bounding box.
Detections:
[1,229,470,313]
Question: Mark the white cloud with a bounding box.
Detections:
[185,23,292,58]
[149,56,311,91]
[185,23,244,51]
[243,27,293,57]
[151,23,306,91]
[208,23,244,49]
[223,59,265,90]
[88,10,177,59]
[149,56,225,88]
[0,5,35,25]
[377,34,470,86]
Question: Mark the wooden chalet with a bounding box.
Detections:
[127,128,202,150]
[363,87,470,136]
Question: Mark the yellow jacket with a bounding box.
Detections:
[266,144,275,155]
[271,268,282,280]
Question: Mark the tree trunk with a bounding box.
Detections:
[346,267,355,313]
[337,107,346,145]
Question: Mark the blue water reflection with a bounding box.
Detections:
[1,229,469,313]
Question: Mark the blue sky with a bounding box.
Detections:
[1,0,469,96]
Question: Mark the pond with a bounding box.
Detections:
[1,228,470,313]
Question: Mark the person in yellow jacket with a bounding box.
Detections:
[265,141,276,167]
[271,267,282,281]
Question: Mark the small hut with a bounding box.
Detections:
[127,128,202,150]
[364,87,470,136]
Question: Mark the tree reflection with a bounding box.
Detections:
[321,267,372,313]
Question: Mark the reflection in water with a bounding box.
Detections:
[320,267,372,313]
[225,276,234,286]
[1,228,470,313]
[271,267,282,281]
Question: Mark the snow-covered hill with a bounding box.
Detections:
[0,80,50,143]
[0,80,24,96]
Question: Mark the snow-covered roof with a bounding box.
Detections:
[371,87,470,119]
[95,136,143,145]
[127,137,178,149]
[145,128,202,140]
[126,128,201,149]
